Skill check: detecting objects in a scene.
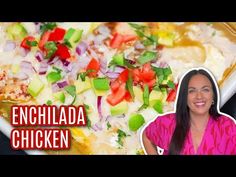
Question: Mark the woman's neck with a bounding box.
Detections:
[190,112,210,131]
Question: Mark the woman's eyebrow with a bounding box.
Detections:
[201,85,211,88]
[188,85,211,89]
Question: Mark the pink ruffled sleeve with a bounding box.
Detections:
[145,113,176,149]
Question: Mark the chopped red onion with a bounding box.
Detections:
[105,71,120,79]
[88,47,99,59]
[99,57,107,74]
[57,81,68,88]
[125,59,136,65]
[97,25,111,36]
[19,47,29,57]
[76,41,88,55]
[68,67,79,80]
[91,123,103,131]
[38,61,48,75]
[97,96,103,120]
[94,35,108,45]
[13,72,29,80]
[113,66,126,73]
[91,125,98,131]
[151,61,169,68]
[3,41,16,52]
[116,114,125,118]
[20,61,35,74]
[95,123,103,131]
[105,115,112,121]
[63,62,73,73]
[61,59,70,67]
[35,51,44,62]
[34,23,42,33]
[47,56,59,65]
[51,83,61,92]
[134,41,145,50]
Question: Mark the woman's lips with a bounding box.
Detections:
[194,101,206,107]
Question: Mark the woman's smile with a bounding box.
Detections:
[187,74,214,116]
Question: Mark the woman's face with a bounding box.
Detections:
[187,74,214,116]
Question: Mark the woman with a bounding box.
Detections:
[142,68,236,155]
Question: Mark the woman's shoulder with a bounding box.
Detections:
[214,114,236,128]
[152,112,176,127]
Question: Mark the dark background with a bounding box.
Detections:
[1,93,236,155]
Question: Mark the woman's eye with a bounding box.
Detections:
[202,88,210,92]
[188,89,195,93]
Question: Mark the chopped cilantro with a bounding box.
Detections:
[126,71,134,99]
[26,40,38,47]
[44,41,57,59]
[40,22,57,34]
[167,80,175,89]
[77,69,95,81]
[52,66,62,73]
[46,100,52,105]
[107,122,111,130]
[138,84,149,111]
[116,129,128,146]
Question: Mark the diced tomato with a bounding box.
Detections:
[140,71,155,82]
[55,44,71,60]
[124,91,132,102]
[122,35,137,43]
[39,31,51,50]
[132,68,141,83]
[118,69,129,83]
[110,33,124,49]
[20,36,36,49]
[86,58,100,77]
[48,27,66,41]
[110,80,121,93]
[146,78,156,89]
[166,89,177,102]
[131,63,156,90]
[106,83,126,106]
[142,63,152,73]
[156,44,164,51]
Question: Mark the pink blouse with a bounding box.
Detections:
[145,113,236,155]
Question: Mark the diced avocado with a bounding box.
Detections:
[64,28,76,41]
[11,64,20,74]
[64,28,83,48]
[160,88,168,101]
[27,76,44,97]
[46,72,62,83]
[74,77,91,94]
[156,31,175,47]
[91,78,107,96]
[162,75,172,85]
[53,92,65,103]
[112,54,124,66]
[133,86,143,102]
[149,90,163,106]
[93,78,110,91]
[153,100,163,114]
[137,51,157,64]
[128,114,145,131]
[6,23,28,41]
[110,101,128,116]
[70,29,83,43]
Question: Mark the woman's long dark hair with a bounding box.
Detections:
[168,69,221,155]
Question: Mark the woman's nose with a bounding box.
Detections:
[196,90,203,98]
